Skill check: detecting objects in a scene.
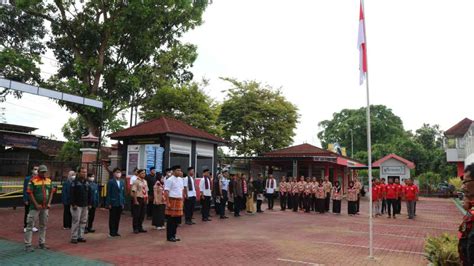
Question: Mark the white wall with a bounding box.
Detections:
[379,158,410,182]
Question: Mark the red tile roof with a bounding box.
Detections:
[373,153,415,169]
[445,118,473,137]
[263,143,335,157]
[109,116,225,143]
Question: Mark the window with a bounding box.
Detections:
[196,155,213,178]
[169,153,190,170]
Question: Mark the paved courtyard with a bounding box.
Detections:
[0,197,461,265]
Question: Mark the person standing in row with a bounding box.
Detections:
[183,167,196,225]
[279,176,288,211]
[331,181,342,214]
[384,178,398,219]
[24,165,55,252]
[394,177,402,215]
[265,175,276,210]
[228,174,235,212]
[145,167,157,220]
[233,174,244,217]
[315,181,325,214]
[106,168,125,237]
[297,176,305,211]
[213,173,223,217]
[70,167,91,244]
[246,176,256,214]
[310,177,318,212]
[253,174,265,213]
[303,177,312,213]
[200,169,212,222]
[371,179,380,217]
[286,177,293,210]
[376,179,384,216]
[347,181,358,216]
[380,178,387,214]
[354,177,362,215]
[292,178,299,212]
[23,165,39,233]
[323,176,332,212]
[131,169,148,234]
[164,165,185,242]
[86,173,99,233]
[404,179,418,219]
[241,174,248,212]
[220,172,230,218]
[152,176,166,230]
[62,170,75,230]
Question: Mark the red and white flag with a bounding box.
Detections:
[358,2,367,85]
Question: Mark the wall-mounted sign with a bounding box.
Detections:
[381,166,405,175]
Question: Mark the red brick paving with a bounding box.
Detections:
[0,197,461,265]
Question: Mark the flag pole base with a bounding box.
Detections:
[367,256,375,260]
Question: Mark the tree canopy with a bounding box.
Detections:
[1,0,207,135]
[218,78,299,156]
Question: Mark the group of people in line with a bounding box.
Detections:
[22,163,420,251]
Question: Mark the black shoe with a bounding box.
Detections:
[175,237,181,241]
[220,216,226,219]
[185,221,193,225]
[167,238,176,242]
[77,238,87,243]
[139,229,147,233]
[70,239,78,244]
[88,229,96,233]
[115,233,121,237]
[133,230,139,234]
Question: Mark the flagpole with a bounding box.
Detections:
[361,0,374,259]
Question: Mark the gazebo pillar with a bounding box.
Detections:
[292,160,298,177]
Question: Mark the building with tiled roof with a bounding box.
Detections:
[109,116,225,177]
[444,118,474,176]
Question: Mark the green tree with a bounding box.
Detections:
[318,105,405,157]
[4,0,208,135]
[218,78,299,156]
[0,4,45,97]
[140,81,221,135]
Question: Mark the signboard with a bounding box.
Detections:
[0,133,38,149]
[381,166,405,175]
[145,144,164,174]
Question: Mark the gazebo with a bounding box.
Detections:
[250,143,365,191]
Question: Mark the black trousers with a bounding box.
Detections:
[293,195,299,212]
[348,201,357,215]
[87,207,96,230]
[311,195,316,211]
[146,198,154,218]
[242,194,247,211]
[166,216,180,240]
[152,204,165,227]
[386,198,396,217]
[381,199,387,214]
[63,204,72,229]
[324,193,331,211]
[184,196,196,222]
[131,198,146,231]
[256,199,263,212]
[395,197,402,214]
[220,190,228,217]
[280,193,287,210]
[201,196,211,219]
[304,195,311,212]
[333,200,341,214]
[109,206,123,235]
[316,198,325,213]
[299,194,304,209]
[266,193,274,210]
[24,203,30,228]
[356,195,360,213]
[287,194,293,210]
[234,196,242,215]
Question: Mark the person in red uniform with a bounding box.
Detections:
[403,179,418,219]
[394,177,403,215]
[384,178,398,219]
[380,178,387,214]
[371,179,380,217]
[376,179,384,216]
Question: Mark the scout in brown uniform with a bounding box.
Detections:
[331,181,342,214]
[323,176,333,212]
[311,177,318,212]
[297,176,305,211]
[292,178,300,212]
[279,177,288,211]
[286,178,293,210]
[347,181,358,216]
[131,169,149,234]
[303,177,312,213]
[315,180,326,214]
[354,177,362,214]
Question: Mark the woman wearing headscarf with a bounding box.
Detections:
[152,176,166,230]
[331,181,342,214]
[347,181,358,216]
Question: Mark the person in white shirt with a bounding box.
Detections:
[129,168,138,185]
[164,165,185,242]
[265,175,276,210]
[199,169,212,222]
[221,171,230,215]
[183,167,197,225]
